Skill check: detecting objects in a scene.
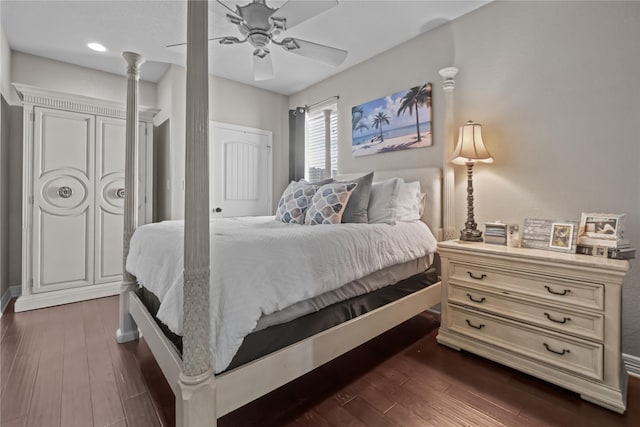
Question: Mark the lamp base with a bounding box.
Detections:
[459,228,483,242]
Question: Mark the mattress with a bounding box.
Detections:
[135,266,439,372]
[253,255,431,331]
[127,216,438,372]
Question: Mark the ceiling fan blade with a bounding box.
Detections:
[278,37,347,66]
[253,49,274,81]
[166,36,242,52]
[271,0,338,30]
[215,0,242,18]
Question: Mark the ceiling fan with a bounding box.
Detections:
[167,0,348,81]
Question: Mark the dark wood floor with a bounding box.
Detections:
[1,296,638,427]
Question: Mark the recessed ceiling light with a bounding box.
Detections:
[88,42,107,52]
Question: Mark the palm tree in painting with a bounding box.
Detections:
[352,106,369,133]
[397,83,432,142]
[372,111,390,142]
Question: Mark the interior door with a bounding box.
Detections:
[95,117,148,285]
[210,122,272,217]
[32,107,95,293]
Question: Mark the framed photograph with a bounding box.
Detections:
[578,213,624,241]
[351,83,433,157]
[593,246,609,258]
[549,223,575,250]
[521,218,578,253]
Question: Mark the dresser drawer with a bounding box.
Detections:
[447,305,604,381]
[448,261,604,311]
[449,284,604,341]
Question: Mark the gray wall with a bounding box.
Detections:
[155,65,289,219]
[7,104,21,290]
[0,96,9,301]
[1,23,11,303]
[290,1,640,356]
[153,119,171,222]
[10,52,157,107]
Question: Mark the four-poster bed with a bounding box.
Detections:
[116,2,460,425]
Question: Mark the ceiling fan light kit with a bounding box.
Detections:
[168,0,347,81]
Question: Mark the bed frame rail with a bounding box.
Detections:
[128,280,441,418]
[216,281,441,416]
[128,291,183,396]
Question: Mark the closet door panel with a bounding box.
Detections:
[32,107,94,292]
[95,118,147,284]
[40,211,90,286]
[39,111,90,174]
[95,117,125,284]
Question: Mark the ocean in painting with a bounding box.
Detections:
[352,122,432,146]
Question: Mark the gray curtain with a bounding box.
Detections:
[289,107,306,182]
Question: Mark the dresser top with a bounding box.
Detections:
[438,240,630,273]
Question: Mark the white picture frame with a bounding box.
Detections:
[549,222,575,250]
[578,213,624,241]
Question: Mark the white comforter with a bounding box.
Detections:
[126,216,437,373]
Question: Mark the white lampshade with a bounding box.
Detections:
[450,121,494,165]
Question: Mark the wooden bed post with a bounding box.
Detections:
[116,51,144,343]
[177,0,216,426]
[438,67,459,242]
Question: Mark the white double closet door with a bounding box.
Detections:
[31,107,146,293]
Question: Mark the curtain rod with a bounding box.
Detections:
[305,95,339,111]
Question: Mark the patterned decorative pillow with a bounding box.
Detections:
[275,181,318,224]
[305,183,357,225]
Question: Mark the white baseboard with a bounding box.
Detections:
[1,285,22,316]
[623,353,640,378]
[14,282,121,312]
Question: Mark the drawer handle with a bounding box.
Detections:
[465,319,485,330]
[466,293,486,303]
[543,343,571,356]
[544,312,571,324]
[544,285,571,296]
[467,272,487,280]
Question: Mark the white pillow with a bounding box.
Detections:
[367,177,403,224]
[396,181,423,222]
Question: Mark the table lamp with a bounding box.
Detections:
[451,121,494,241]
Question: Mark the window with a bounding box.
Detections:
[305,103,337,181]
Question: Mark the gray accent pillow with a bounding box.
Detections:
[338,172,374,223]
[299,178,334,186]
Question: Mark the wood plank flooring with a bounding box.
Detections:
[1,295,638,427]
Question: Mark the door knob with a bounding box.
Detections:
[214,207,222,213]
[116,188,125,199]
[58,186,73,198]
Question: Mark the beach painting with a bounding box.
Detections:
[351,83,433,157]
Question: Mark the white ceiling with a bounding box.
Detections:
[1,0,489,96]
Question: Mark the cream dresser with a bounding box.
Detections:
[436,240,630,413]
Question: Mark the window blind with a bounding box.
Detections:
[305,104,337,181]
